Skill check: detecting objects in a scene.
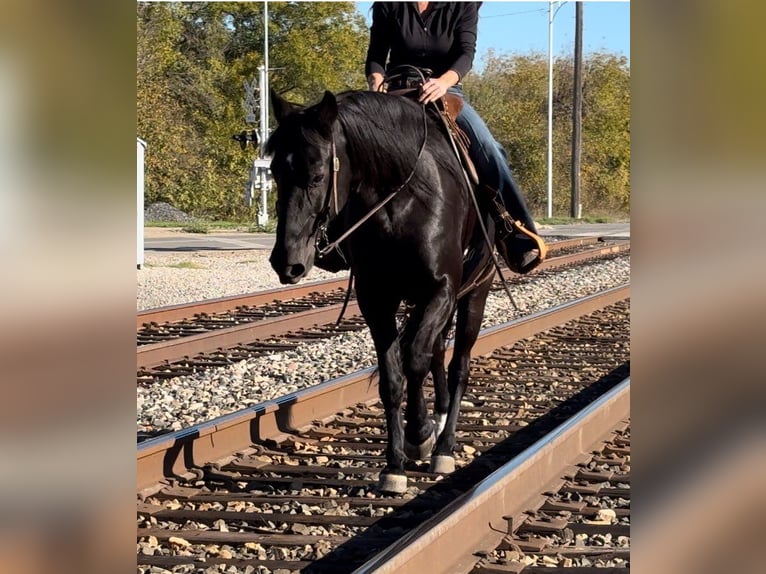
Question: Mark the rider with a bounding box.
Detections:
[365,1,546,273]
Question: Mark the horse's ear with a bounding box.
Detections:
[271,89,302,124]
[317,90,338,129]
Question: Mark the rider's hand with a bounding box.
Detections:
[368,73,384,92]
[419,71,460,104]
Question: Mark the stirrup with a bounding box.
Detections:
[498,212,548,257]
[494,204,548,273]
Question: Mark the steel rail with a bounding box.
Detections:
[523,239,629,275]
[136,277,350,329]
[353,378,631,574]
[137,242,629,370]
[137,284,629,492]
[136,236,614,330]
[544,236,603,250]
[137,301,360,371]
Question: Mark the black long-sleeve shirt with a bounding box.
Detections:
[365,2,480,81]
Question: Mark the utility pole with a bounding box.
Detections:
[571,2,583,219]
[547,1,565,219]
[256,1,271,226]
[258,65,268,158]
[547,1,555,218]
[261,0,269,157]
[234,2,272,227]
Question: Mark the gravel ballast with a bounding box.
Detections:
[138,250,338,311]
[144,202,196,223]
[137,252,630,433]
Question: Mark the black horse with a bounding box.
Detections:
[267,89,496,493]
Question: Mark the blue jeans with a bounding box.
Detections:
[450,87,537,233]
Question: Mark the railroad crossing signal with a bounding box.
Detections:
[232,129,259,151]
[243,78,259,124]
[237,71,272,226]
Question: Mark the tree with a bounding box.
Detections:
[464,51,630,217]
[137,1,369,219]
[137,3,199,209]
[580,54,631,213]
[464,52,551,214]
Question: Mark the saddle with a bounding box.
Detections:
[381,66,548,277]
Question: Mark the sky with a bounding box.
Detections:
[355,1,630,71]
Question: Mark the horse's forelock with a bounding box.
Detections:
[266,105,333,159]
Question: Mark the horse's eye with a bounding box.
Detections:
[310,174,324,186]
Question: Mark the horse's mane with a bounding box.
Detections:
[335,91,464,190]
[266,91,467,198]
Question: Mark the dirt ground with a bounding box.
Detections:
[142,226,256,238]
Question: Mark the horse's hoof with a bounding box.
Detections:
[404,430,436,461]
[378,472,408,494]
[430,455,455,474]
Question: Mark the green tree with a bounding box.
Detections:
[137,3,199,209]
[464,51,630,218]
[137,1,369,219]
[580,54,630,213]
[465,52,551,214]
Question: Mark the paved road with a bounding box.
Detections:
[537,223,630,239]
[144,223,629,252]
[145,233,276,252]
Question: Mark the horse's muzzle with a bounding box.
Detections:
[270,249,308,284]
[277,263,306,284]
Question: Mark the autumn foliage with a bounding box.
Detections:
[137,3,629,220]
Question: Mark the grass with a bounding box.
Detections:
[247,220,278,233]
[536,215,626,225]
[169,261,207,269]
[144,261,207,270]
[180,222,210,234]
[145,219,277,233]
[145,220,193,228]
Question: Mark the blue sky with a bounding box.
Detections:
[355,1,630,71]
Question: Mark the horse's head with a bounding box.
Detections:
[267,90,338,284]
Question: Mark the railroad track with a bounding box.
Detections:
[468,421,630,573]
[360,396,630,574]
[137,285,630,573]
[137,236,629,378]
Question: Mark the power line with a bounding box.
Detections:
[479,7,549,19]
[481,2,570,20]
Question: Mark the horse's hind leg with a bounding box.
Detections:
[431,280,492,474]
[431,311,455,440]
[404,314,453,461]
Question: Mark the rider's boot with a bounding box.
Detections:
[488,193,548,274]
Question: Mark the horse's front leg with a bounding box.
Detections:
[401,280,456,462]
[431,279,492,474]
[356,288,408,493]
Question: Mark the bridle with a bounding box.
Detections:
[314,99,429,261]
[313,140,345,263]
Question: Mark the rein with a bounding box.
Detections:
[432,105,521,313]
[315,102,429,260]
